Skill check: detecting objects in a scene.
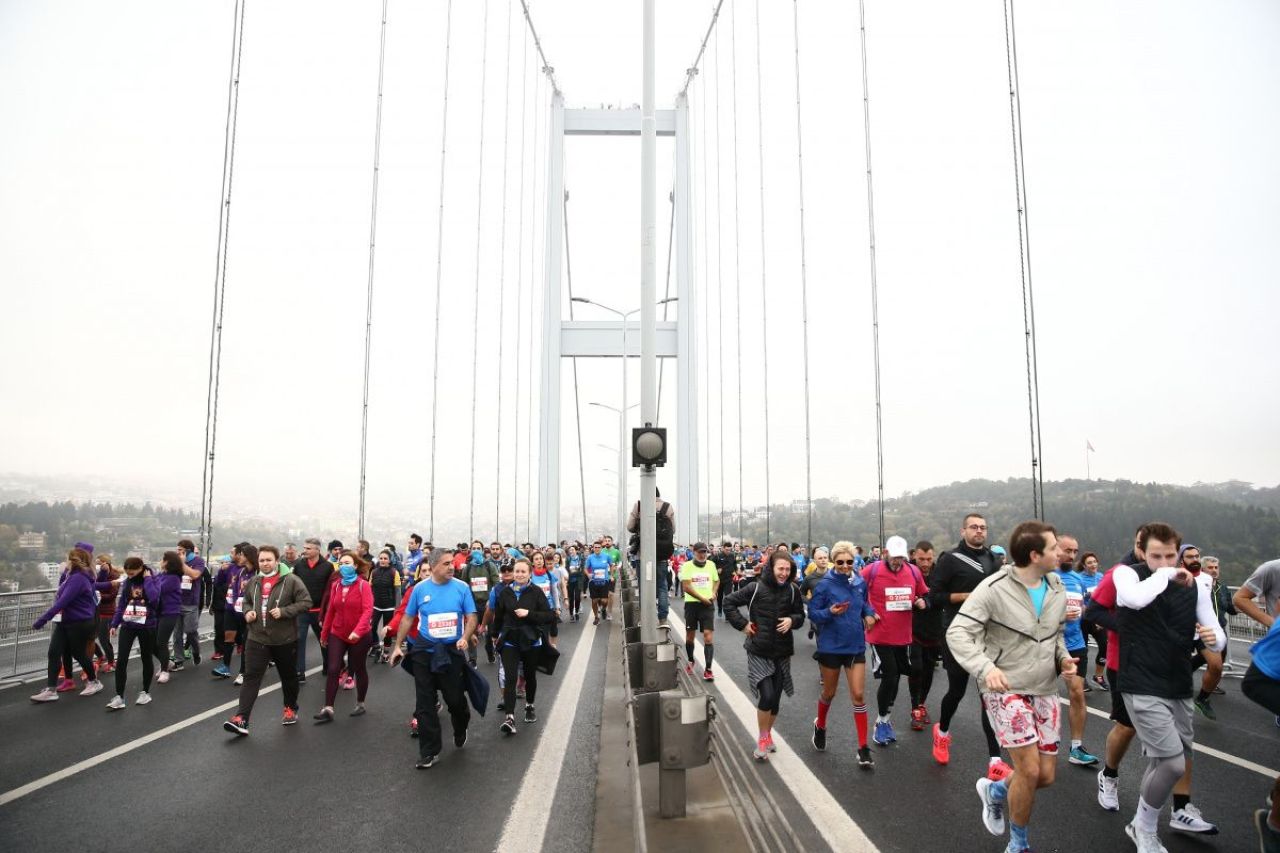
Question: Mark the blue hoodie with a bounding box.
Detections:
[807,569,877,656]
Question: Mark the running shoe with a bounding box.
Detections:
[211,651,224,661]
[410,717,419,737]
[297,673,307,684]
[516,679,526,699]
[1169,803,1218,835]
[455,726,469,748]
[1092,674,1109,690]
[1069,745,1100,766]
[170,661,185,672]
[812,719,826,751]
[183,648,192,660]
[80,680,104,697]
[56,678,76,693]
[988,759,1014,782]
[191,646,200,666]
[157,670,170,684]
[910,705,927,731]
[1097,770,1120,812]
[501,715,517,735]
[857,747,875,769]
[873,719,896,746]
[223,715,249,736]
[344,675,356,690]
[1124,821,1168,853]
[350,704,366,717]
[136,691,152,705]
[524,704,537,724]
[99,661,115,674]
[931,723,951,765]
[753,734,769,761]
[1193,697,1216,720]
[1082,680,1094,693]
[685,662,694,675]
[415,754,438,770]
[233,673,244,686]
[281,707,298,725]
[592,616,599,626]
[30,687,59,703]
[313,708,334,724]
[976,777,1006,836]
[106,695,126,711]
[212,665,232,679]
[1211,686,1224,695]
[764,732,777,753]
[703,669,714,682]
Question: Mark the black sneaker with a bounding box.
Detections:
[191,647,201,666]
[812,719,826,751]
[415,754,438,770]
[857,747,875,769]
[454,727,468,749]
[297,674,306,685]
[223,715,249,736]
[170,662,185,673]
[524,704,537,724]
[501,715,517,735]
[496,701,506,713]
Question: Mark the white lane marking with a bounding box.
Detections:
[495,619,598,851]
[0,664,322,808]
[1063,696,1280,778]
[670,612,879,853]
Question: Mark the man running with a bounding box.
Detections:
[948,521,1075,853]
[460,545,499,665]
[292,537,334,683]
[1234,557,1280,850]
[862,535,930,746]
[1055,534,1099,767]
[908,541,943,731]
[679,543,719,681]
[586,542,612,625]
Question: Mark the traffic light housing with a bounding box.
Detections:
[632,425,667,468]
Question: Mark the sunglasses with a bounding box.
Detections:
[833,559,855,566]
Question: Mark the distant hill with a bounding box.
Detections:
[704,478,1280,587]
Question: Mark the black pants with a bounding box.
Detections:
[716,580,729,613]
[939,644,1002,757]
[756,667,785,714]
[325,634,372,705]
[411,648,471,760]
[1243,662,1280,715]
[567,577,584,617]
[370,609,394,644]
[47,619,97,688]
[96,615,115,665]
[212,608,225,651]
[236,640,299,722]
[115,626,155,695]
[873,644,911,717]
[909,643,942,708]
[153,615,179,670]
[500,645,540,712]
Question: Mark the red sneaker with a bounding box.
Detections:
[931,723,951,765]
[56,678,77,693]
[703,669,714,682]
[211,651,223,661]
[987,758,1013,782]
[409,717,419,737]
[281,707,298,726]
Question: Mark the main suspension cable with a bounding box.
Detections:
[753,0,772,545]
[713,18,726,541]
[512,20,529,542]
[678,0,727,97]
[495,0,513,539]
[518,0,561,96]
[467,0,491,541]
[792,0,814,553]
[730,0,745,543]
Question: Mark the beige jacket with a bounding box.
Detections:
[944,567,1070,696]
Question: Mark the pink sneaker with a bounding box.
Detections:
[56,678,76,693]
[987,758,1014,782]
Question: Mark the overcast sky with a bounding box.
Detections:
[2,1,1278,538]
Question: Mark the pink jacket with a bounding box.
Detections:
[321,578,373,643]
[861,560,929,647]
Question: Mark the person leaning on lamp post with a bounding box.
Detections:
[945,521,1076,853]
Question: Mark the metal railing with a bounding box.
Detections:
[0,588,59,680]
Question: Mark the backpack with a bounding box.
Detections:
[655,501,674,545]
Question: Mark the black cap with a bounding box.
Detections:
[693,542,709,553]
[328,540,343,551]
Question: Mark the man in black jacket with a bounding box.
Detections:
[291,537,334,682]
[712,543,737,616]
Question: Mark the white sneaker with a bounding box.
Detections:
[1125,821,1168,853]
[1097,770,1120,812]
[30,687,59,703]
[233,673,244,686]
[106,695,126,711]
[136,691,152,705]
[1169,804,1218,835]
[80,680,104,697]
[157,670,170,684]
[976,777,1006,836]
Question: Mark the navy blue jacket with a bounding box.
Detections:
[807,570,877,656]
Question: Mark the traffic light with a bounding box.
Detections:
[631,425,667,468]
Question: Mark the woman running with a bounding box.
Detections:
[723,550,806,760]
[565,544,585,623]
[106,557,159,709]
[93,554,122,674]
[807,540,877,768]
[31,548,102,702]
[213,544,256,684]
[152,551,184,683]
[491,557,554,734]
[370,549,400,661]
[315,551,374,722]
[529,551,562,648]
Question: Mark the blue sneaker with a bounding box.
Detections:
[873,719,895,746]
[211,665,232,679]
[1069,745,1099,766]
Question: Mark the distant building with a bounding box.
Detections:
[38,562,63,586]
[18,531,46,550]
[0,579,17,593]
[789,499,813,514]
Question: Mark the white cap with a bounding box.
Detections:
[885,536,909,559]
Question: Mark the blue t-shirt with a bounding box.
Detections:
[1027,578,1048,620]
[1077,570,1100,596]
[531,570,556,610]
[487,580,511,610]
[404,577,476,646]
[1251,620,1280,681]
[586,553,612,584]
[568,555,584,576]
[1055,569,1086,651]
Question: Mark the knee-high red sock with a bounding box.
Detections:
[816,698,831,729]
[854,704,869,747]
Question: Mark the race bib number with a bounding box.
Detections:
[426,612,458,639]
[592,568,608,583]
[1065,591,1082,614]
[884,586,912,612]
[469,577,489,593]
[233,596,245,614]
[225,587,235,605]
[51,612,62,623]
[180,576,192,591]
[123,602,147,624]
[691,573,711,588]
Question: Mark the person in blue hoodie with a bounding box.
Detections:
[807,539,878,768]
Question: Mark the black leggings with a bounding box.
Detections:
[153,615,179,670]
[939,644,1002,757]
[370,609,394,643]
[96,616,115,665]
[47,619,97,689]
[909,643,942,708]
[567,577,584,617]
[873,644,911,717]
[1081,619,1108,668]
[756,667,786,714]
[501,645,540,711]
[115,626,155,695]
[1243,662,1280,715]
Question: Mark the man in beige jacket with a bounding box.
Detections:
[946,521,1076,853]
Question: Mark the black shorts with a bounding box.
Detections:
[588,583,609,600]
[1107,668,1132,727]
[684,601,715,632]
[549,615,559,638]
[1068,647,1087,677]
[608,579,616,593]
[814,651,866,670]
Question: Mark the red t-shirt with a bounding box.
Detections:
[260,573,278,612]
[862,560,930,647]
[1091,567,1121,671]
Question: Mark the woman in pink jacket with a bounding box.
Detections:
[315,551,374,722]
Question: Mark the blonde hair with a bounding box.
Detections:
[829,540,856,562]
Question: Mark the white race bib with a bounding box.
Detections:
[1065,591,1083,612]
[51,612,62,623]
[469,577,489,593]
[180,576,192,591]
[426,612,458,640]
[884,586,913,612]
[123,602,147,625]
[233,596,245,614]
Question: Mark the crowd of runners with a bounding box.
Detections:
[25,509,1280,853]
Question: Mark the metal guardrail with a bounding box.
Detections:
[1,589,59,680]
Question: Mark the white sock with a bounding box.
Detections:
[1135,797,1161,834]
[876,714,889,724]
[989,756,1002,767]
[1071,739,1082,750]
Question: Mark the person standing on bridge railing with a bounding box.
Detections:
[31,548,103,703]
[105,557,158,710]
[222,545,313,736]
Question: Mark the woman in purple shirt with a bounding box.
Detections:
[106,557,160,709]
[31,549,102,703]
[152,552,185,684]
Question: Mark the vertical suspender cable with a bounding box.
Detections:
[730,0,745,544]
[1003,0,1044,519]
[526,65,543,544]
[427,0,455,542]
[713,20,726,541]
[698,88,712,538]
[199,0,246,557]
[752,0,771,545]
[791,0,814,553]
[512,23,529,542]
[494,0,513,539]
[655,191,675,420]
[857,0,886,547]
[563,194,589,540]
[467,0,491,542]
[358,0,390,541]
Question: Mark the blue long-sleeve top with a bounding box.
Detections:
[807,569,877,656]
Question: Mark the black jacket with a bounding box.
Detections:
[370,565,398,610]
[723,568,805,659]
[712,551,737,581]
[929,542,1001,625]
[491,582,555,651]
[292,557,334,610]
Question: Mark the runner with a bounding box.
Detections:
[1112,523,1223,852]
[947,521,1075,853]
[1177,545,1223,720]
[212,544,256,682]
[586,542,612,625]
[908,541,943,731]
[389,548,478,769]
[92,554,121,675]
[723,550,805,761]
[565,544,586,623]
[1074,551,1108,688]
[1054,534,1100,767]
[105,557,158,709]
[152,551,184,684]
[1234,561,1280,851]
[314,550,374,722]
[369,549,400,661]
[491,557,554,734]
[529,551,563,648]
[460,544,500,664]
[929,513,1009,778]
[679,542,719,681]
[173,539,205,669]
[222,546,311,736]
[292,537,334,683]
[862,535,930,747]
[30,548,102,702]
[808,540,877,767]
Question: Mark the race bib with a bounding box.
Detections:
[233,596,245,614]
[180,576,192,591]
[225,587,235,605]
[884,586,912,612]
[426,612,458,640]
[123,602,147,624]
[691,573,711,588]
[592,568,609,583]
[469,577,489,593]
[1065,591,1082,615]
[51,612,62,623]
